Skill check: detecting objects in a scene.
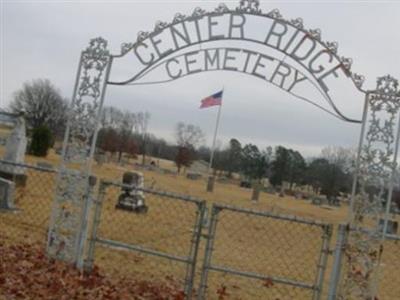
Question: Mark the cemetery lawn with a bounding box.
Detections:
[1,148,399,299]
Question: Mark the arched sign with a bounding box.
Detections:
[109,1,364,122]
[46,1,400,299]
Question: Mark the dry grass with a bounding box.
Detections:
[0,148,399,299]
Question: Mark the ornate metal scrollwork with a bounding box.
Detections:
[377,74,399,95]
[215,3,230,14]
[325,41,338,54]
[47,37,111,265]
[342,75,400,299]
[154,21,169,33]
[289,18,304,29]
[340,56,353,71]
[237,0,261,14]
[173,13,186,24]
[308,28,322,41]
[121,43,134,55]
[352,73,366,89]
[137,31,150,43]
[192,7,207,17]
[266,9,283,20]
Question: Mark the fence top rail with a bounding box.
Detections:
[0,158,57,173]
[347,225,400,241]
[100,179,205,205]
[208,264,315,290]
[213,203,332,228]
[96,237,191,264]
[385,233,400,241]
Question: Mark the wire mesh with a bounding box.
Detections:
[199,204,332,300]
[0,159,56,246]
[330,227,400,300]
[88,180,205,298]
[2,157,398,300]
[377,234,400,300]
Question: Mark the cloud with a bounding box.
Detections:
[1,0,399,156]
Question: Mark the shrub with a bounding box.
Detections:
[29,126,52,157]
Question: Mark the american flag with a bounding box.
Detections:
[200,90,223,109]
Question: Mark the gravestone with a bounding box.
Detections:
[240,181,251,188]
[279,186,285,197]
[187,172,202,180]
[217,176,230,184]
[264,187,276,195]
[251,184,261,202]
[379,219,398,235]
[116,171,148,213]
[0,178,15,210]
[328,196,341,207]
[311,196,328,206]
[120,158,129,166]
[95,153,107,166]
[162,168,177,176]
[37,161,54,170]
[0,114,28,187]
[0,136,7,146]
[206,176,215,192]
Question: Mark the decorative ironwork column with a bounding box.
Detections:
[342,75,400,299]
[46,37,112,265]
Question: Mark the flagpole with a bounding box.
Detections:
[208,88,223,174]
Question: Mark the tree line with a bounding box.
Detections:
[199,139,355,198]
[7,78,355,198]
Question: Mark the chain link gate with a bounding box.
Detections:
[328,225,400,300]
[0,159,57,245]
[197,203,333,300]
[84,180,206,299]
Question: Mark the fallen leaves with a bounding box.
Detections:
[263,278,274,288]
[216,284,229,299]
[0,241,185,299]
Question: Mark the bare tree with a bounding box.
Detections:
[174,122,204,173]
[133,112,151,165]
[321,146,355,173]
[10,79,68,137]
[175,122,204,148]
[100,106,124,129]
[116,112,136,162]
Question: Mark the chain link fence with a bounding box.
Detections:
[0,159,56,246]
[1,158,399,300]
[378,234,400,299]
[85,179,206,298]
[327,226,400,300]
[197,203,333,300]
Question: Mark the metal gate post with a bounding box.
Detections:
[46,37,112,266]
[197,205,221,300]
[327,224,348,300]
[184,201,206,299]
[342,75,400,298]
[313,224,333,300]
[76,175,97,269]
[83,180,108,272]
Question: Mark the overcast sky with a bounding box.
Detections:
[1,0,400,157]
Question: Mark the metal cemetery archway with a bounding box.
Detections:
[46,0,400,299]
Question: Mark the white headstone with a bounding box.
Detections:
[0,177,15,209]
[1,116,27,175]
[4,116,27,163]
